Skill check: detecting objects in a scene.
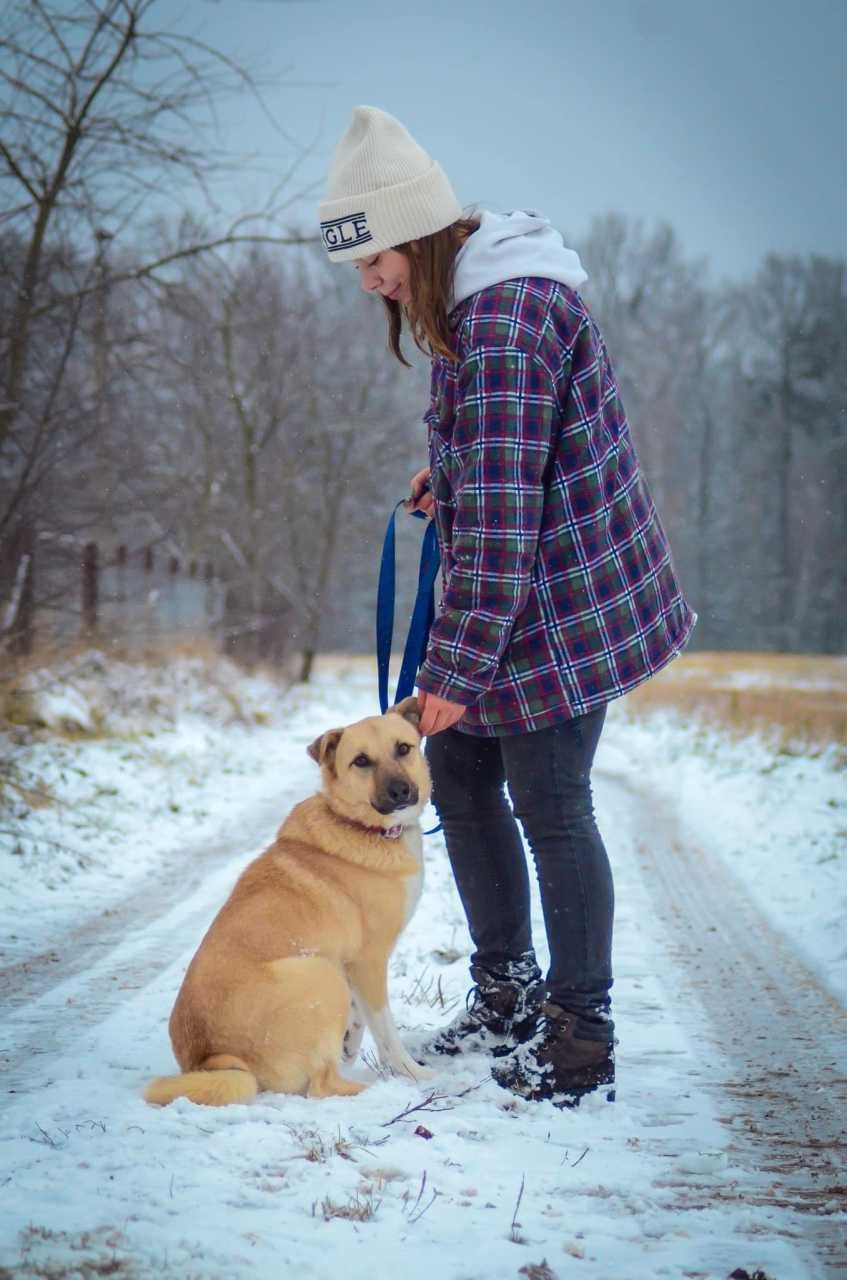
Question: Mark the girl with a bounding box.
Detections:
[318,107,696,1107]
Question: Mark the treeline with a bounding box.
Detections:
[0,230,427,670]
[1,1,844,666]
[3,222,843,663]
[0,0,424,672]
[579,216,846,654]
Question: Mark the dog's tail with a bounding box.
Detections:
[144,1054,258,1108]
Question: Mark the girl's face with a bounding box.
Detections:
[354,248,413,305]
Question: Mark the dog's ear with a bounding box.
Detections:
[389,695,422,734]
[306,728,343,772]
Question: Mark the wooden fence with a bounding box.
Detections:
[1,529,225,656]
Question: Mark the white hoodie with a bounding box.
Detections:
[451,209,588,309]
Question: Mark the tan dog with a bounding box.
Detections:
[144,697,433,1107]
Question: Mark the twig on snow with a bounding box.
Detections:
[30,1122,68,1148]
[379,1078,486,1129]
[405,1169,440,1224]
[509,1173,527,1244]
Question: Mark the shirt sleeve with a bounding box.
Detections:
[416,342,560,705]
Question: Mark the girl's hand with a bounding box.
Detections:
[405,467,434,519]
[417,689,466,736]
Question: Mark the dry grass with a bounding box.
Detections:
[134,636,298,688]
[623,652,847,749]
[5,644,843,748]
[400,968,460,1013]
[0,633,295,687]
[312,1187,381,1222]
[519,1263,560,1280]
[0,1225,138,1280]
[282,1122,387,1165]
[316,650,847,748]
[0,638,292,739]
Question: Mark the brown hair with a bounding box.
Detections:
[382,217,479,366]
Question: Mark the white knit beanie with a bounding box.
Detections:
[319,106,462,263]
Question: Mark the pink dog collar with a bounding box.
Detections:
[333,808,411,840]
[365,823,405,839]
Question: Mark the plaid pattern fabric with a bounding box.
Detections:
[416,278,696,736]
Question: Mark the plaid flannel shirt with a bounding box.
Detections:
[415,278,696,736]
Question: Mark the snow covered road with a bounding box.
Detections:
[0,799,286,1095]
[1,661,844,1279]
[600,770,846,1270]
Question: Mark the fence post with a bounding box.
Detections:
[82,541,98,636]
[116,544,127,603]
[143,545,156,646]
[204,561,218,639]
[4,524,35,656]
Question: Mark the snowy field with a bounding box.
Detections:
[0,651,844,1280]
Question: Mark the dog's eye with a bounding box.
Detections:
[396,742,411,757]
[352,753,372,768]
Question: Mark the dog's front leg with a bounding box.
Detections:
[347,955,434,1083]
[343,992,365,1063]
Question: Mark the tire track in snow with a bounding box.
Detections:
[0,796,287,1093]
[599,769,847,1275]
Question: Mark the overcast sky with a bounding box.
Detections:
[182,0,846,281]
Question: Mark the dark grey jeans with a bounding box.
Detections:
[426,707,614,1038]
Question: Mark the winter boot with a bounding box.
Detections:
[425,955,543,1057]
[491,1000,615,1107]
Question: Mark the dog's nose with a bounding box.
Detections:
[387,776,413,806]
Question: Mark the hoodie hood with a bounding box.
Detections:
[452,209,587,309]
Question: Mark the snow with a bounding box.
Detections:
[0,651,302,953]
[708,669,847,693]
[1,653,843,1280]
[600,711,847,1009]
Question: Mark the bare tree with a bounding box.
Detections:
[0,0,315,649]
[729,254,847,650]
[143,246,424,671]
[579,213,711,624]
[580,213,710,502]
[577,216,847,653]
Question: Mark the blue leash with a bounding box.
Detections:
[376,500,440,713]
[376,500,442,835]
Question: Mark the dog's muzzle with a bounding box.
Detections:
[373,774,418,814]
